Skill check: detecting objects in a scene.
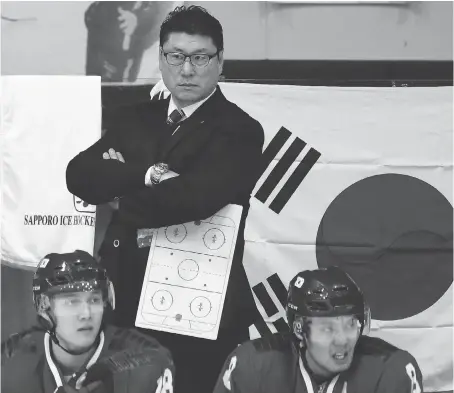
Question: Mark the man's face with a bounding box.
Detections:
[159,32,223,108]
[50,290,104,352]
[304,315,361,378]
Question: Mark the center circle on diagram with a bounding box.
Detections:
[178,259,199,281]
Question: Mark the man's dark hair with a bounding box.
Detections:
[160,5,224,52]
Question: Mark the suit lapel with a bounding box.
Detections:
[160,113,207,159]
[137,96,169,128]
[159,86,225,159]
[136,97,169,163]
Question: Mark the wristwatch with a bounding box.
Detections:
[149,162,169,185]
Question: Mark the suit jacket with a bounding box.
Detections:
[66,86,265,329]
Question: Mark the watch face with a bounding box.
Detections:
[156,163,169,174]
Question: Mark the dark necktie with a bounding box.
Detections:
[158,109,185,155]
[166,109,185,134]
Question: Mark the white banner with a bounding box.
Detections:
[0,76,101,269]
[220,83,452,392]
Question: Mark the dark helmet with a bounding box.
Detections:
[33,250,115,317]
[286,266,370,335]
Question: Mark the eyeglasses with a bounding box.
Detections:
[161,50,219,67]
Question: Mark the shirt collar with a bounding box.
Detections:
[168,87,217,118]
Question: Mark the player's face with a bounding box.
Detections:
[305,315,360,378]
[159,32,223,108]
[51,290,104,352]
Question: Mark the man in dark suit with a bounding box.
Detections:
[66,5,264,393]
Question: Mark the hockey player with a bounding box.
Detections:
[1,250,174,393]
[213,266,423,393]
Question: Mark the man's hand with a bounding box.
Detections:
[102,148,125,163]
[103,148,124,210]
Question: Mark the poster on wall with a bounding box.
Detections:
[1,1,182,84]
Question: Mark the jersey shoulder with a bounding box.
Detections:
[232,332,296,366]
[250,332,295,354]
[356,335,417,365]
[356,335,400,358]
[1,328,45,390]
[1,327,44,362]
[104,326,173,365]
[350,336,422,393]
[91,327,175,391]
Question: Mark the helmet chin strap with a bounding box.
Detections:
[50,329,100,357]
[47,314,100,357]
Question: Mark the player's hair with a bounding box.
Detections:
[160,5,224,52]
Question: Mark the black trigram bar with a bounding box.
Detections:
[252,273,291,337]
[254,316,272,337]
[267,273,288,308]
[255,137,307,203]
[258,126,292,179]
[273,317,290,333]
[252,282,279,317]
[269,147,321,214]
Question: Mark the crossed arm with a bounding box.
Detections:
[66,113,265,229]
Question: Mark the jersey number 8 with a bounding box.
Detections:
[405,363,421,393]
[156,368,173,393]
[223,356,238,391]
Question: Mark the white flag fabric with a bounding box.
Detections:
[1,76,101,269]
[150,81,453,392]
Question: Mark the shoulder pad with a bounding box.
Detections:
[1,328,43,361]
[105,326,170,354]
[97,348,167,374]
[355,336,399,361]
[251,332,294,353]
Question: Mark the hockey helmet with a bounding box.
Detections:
[33,250,115,314]
[286,266,370,335]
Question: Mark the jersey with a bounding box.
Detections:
[1,325,174,393]
[213,333,423,393]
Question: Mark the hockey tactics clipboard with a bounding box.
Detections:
[135,204,243,340]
